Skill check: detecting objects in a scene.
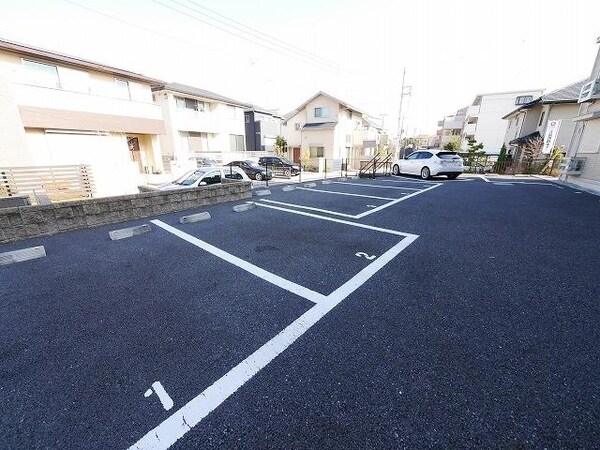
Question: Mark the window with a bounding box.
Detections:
[538,111,546,127]
[345,134,352,144]
[115,79,131,100]
[202,171,222,185]
[175,96,205,111]
[294,123,301,131]
[309,146,324,157]
[245,114,251,123]
[229,134,245,151]
[406,152,421,160]
[515,95,533,105]
[419,152,433,159]
[314,107,330,118]
[22,60,60,89]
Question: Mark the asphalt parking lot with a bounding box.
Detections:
[1,175,599,449]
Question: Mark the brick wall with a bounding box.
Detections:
[0,180,252,244]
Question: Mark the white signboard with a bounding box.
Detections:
[542,119,561,154]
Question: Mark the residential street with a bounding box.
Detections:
[1,176,599,449]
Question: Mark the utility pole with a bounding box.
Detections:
[397,68,412,158]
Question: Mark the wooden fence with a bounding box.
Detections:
[0,165,95,203]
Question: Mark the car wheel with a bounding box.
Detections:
[447,174,459,180]
[392,164,401,176]
[420,167,430,179]
[255,172,263,181]
[283,169,291,177]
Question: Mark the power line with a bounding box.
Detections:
[151,0,349,74]
[176,0,344,71]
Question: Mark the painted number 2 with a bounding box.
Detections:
[355,252,376,260]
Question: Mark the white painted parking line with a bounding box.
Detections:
[331,181,421,191]
[381,178,436,185]
[255,203,415,237]
[150,220,327,304]
[258,199,357,218]
[354,183,442,219]
[389,175,437,183]
[296,186,396,200]
[259,182,441,220]
[131,214,419,450]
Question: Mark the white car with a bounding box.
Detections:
[138,166,250,192]
[392,150,464,179]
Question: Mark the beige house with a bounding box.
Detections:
[0,38,165,198]
[502,80,584,160]
[561,36,600,193]
[283,92,383,170]
[151,83,250,175]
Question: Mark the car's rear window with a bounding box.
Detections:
[437,152,460,159]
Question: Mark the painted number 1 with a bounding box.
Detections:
[144,381,174,411]
[355,252,376,260]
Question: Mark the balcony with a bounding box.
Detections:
[466,105,480,119]
[13,83,161,120]
[463,123,477,135]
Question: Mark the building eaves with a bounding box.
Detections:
[0,38,163,84]
[152,82,251,108]
[245,104,283,119]
[288,91,369,118]
[540,79,587,104]
[301,122,337,130]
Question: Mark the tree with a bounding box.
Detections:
[465,137,485,169]
[443,139,460,151]
[274,136,287,156]
[494,143,507,173]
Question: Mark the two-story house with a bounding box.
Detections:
[562,36,600,193]
[244,106,283,153]
[283,92,382,170]
[502,80,585,160]
[0,38,165,198]
[151,83,250,174]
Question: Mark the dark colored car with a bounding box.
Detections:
[258,156,300,177]
[225,160,273,181]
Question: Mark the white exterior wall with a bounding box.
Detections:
[283,111,304,147]
[474,90,543,153]
[301,129,335,159]
[0,48,164,197]
[154,90,246,173]
[541,104,580,150]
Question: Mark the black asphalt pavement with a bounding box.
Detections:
[1,176,599,449]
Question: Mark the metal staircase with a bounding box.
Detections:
[358,153,394,179]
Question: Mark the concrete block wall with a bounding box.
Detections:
[0,180,251,244]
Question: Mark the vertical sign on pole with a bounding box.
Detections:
[542,120,561,154]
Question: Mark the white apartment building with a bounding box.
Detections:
[283,92,382,169]
[151,83,250,174]
[0,39,165,197]
[562,36,600,193]
[463,89,544,154]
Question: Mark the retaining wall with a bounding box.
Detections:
[0,180,252,244]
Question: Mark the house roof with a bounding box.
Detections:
[283,91,368,123]
[509,131,541,145]
[302,122,337,130]
[502,80,586,119]
[151,82,250,108]
[0,37,163,84]
[245,104,283,119]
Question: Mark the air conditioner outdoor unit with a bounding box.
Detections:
[578,78,600,103]
[561,157,586,175]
